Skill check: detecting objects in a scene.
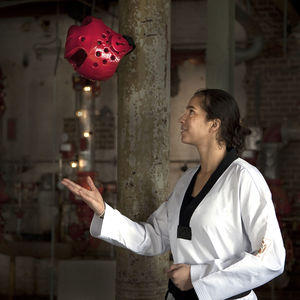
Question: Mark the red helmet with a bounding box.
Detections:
[64,16,134,81]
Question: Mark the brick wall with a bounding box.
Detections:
[244,0,300,288]
[245,0,300,196]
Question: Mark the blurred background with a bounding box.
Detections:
[0,0,299,299]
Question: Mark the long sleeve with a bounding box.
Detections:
[190,168,286,300]
[90,200,170,256]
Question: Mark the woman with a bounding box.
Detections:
[62,89,285,300]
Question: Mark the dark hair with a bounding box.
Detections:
[194,88,250,154]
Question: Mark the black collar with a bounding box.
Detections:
[177,148,238,240]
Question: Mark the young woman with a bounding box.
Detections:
[62,89,285,300]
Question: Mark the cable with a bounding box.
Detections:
[91,0,95,16]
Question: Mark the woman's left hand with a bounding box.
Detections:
[61,176,105,216]
[167,263,193,291]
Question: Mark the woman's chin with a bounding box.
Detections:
[181,137,191,145]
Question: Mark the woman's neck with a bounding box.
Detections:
[196,143,227,174]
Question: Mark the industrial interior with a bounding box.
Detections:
[0,0,300,299]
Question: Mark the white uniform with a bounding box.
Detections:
[90,157,285,300]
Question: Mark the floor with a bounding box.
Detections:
[255,288,300,300]
[1,289,300,300]
[1,278,299,300]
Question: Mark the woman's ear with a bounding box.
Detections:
[210,119,221,132]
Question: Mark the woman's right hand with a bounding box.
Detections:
[61,176,105,216]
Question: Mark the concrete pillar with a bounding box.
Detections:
[206,0,235,93]
[117,1,170,299]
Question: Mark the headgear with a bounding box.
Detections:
[65,16,134,81]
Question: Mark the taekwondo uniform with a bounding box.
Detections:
[90,149,285,300]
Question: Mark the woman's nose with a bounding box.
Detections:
[179,113,186,123]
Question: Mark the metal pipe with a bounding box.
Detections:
[50,64,57,300]
[235,4,264,64]
[77,87,95,172]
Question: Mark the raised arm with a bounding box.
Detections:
[61,176,170,256]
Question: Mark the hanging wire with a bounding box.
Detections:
[283,0,288,58]
[111,1,116,30]
[91,0,96,16]
[77,0,118,18]
[245,0,251,14]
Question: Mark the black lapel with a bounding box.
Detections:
[177,148,238,240]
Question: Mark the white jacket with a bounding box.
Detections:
[90,158,285,300]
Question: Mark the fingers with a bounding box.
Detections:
[61,178,80,190]
[61,177,102,204]
[87,176,97,191]
[167,264,183,273]
[167,264,180,282]
[77,187,97,203]
[167,264,192,291]
[61,178,84,195]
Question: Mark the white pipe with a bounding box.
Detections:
[235,4,264,64]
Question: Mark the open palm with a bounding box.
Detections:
[61,176,105,216]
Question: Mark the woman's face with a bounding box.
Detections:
[179,96,214,146]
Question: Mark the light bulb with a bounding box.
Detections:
[71,161,78,168]
[76,110,83,117]
[83,86,91,92]
[79,159,87,168]
[83,131,90,138]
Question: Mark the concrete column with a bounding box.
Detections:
[206,0,235,93]
[117,1,170,299]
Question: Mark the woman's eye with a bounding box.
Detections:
[189,110,194,115]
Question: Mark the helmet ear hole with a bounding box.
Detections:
[69,49,87,68]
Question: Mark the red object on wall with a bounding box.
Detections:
[79,137,88,151]
[0,95,6,117]
[60,142,76,159]
[263,126,282,143]
[65,16,134,81]
[7,118,16,140]
[267,179,292,216]
[0,67,6,117]
[0,175,9,204]
[15,209,24,219]
[69,171,104,204]
[76,203,94,227]
[77,171,97,189]
[68,223,85,241]
[241,150,259,167]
